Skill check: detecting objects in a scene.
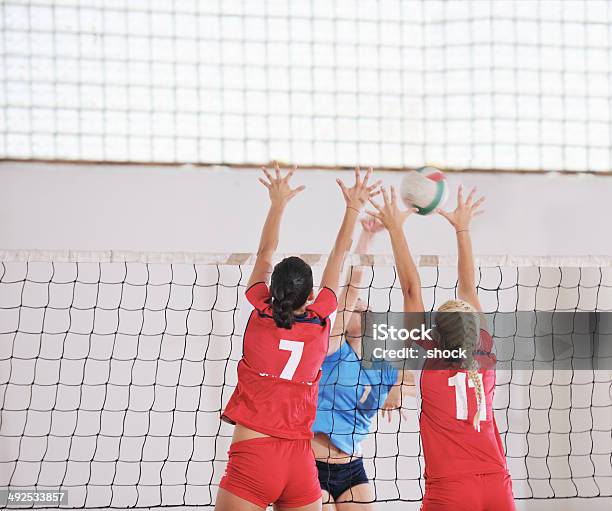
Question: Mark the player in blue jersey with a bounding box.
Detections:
[312,217,415,510]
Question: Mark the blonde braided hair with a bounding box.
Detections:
[435,299,483,431]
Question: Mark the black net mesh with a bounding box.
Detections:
[1,258,611,507]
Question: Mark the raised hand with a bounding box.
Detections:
[336,167,382,213]
[380,385,409,423]
[258,161,305,208]
[438,184,485,231]
[359,216,385,235]
[367,186,417,232]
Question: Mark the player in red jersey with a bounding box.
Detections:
[216,164,381,511]
[368,185,515,511]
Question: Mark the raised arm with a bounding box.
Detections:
[438,185,485,312]
[368,187,421,423]
[368,187,424,313]
[380,368,416,423]
[319,167,381,295]
[328,218,384,355]
[247,163,305,288]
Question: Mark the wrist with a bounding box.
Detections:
[270,201,286,212]
[388,223,404,236]
[455,228,470,234]
[360,230,375,241]
[346,204,361,215]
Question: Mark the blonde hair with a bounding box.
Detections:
[435,299,483,431]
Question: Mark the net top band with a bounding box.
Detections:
[1,249,612,268]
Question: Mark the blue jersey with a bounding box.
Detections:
[312,341,398,455]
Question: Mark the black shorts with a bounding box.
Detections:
[316,458,369,501]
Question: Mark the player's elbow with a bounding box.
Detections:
[402,294,424,313]
[400,282,423,304]
[256,246,275,259]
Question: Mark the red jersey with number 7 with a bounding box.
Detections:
[415,329,509,479]
[222,282,337,439]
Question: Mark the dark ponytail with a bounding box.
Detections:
[270,256,313,329]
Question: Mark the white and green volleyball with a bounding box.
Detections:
[400,166,449,215]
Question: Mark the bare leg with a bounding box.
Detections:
[334,483,376,511]
[321,489,336,511]
[274,497,323,511]
[215,487,266,511]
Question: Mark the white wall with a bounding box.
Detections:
[1,162,611,257]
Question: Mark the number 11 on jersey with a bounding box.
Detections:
[448,372,487,424]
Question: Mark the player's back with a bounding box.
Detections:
[222,282,337,439]
[417,330,508,479]
[243,306,329,383]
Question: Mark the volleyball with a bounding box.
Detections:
[400,166,449,215]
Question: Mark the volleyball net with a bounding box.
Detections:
[1,251,611,508]
[2,0,611,172]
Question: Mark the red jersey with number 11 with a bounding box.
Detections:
[222,282,337,439]
[416,329,509,479]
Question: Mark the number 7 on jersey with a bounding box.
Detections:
[279,339,304,380]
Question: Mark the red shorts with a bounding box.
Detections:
[219,437,321,508]
[421,472,515,511]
